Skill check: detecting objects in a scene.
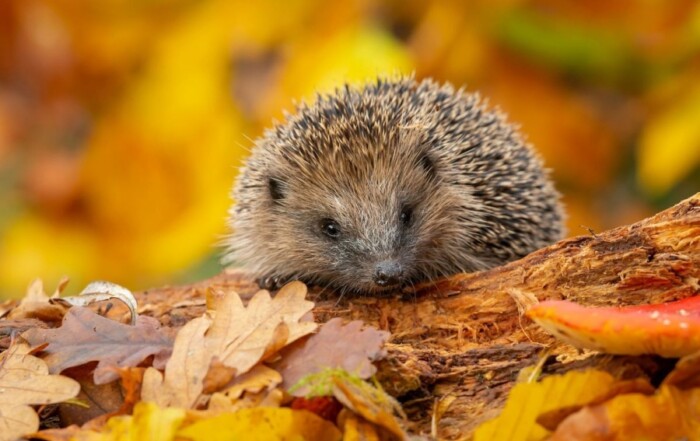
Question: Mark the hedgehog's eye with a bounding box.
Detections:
[418,153,436,179]
[400,206,413,226]
[320,218,341,239]
[268,177,285,201]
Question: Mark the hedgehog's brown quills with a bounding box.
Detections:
[224,77,565,294]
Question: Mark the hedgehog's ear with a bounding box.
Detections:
[418,152,437,180]
[268,177,286,202]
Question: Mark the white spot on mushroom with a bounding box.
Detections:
[662,319,671,326]
[650,311,660,319]
[679,309,689,316]
[680,322,689,329]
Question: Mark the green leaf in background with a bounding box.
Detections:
[494,9,664,89]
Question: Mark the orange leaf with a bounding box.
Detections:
[551,385,700,440]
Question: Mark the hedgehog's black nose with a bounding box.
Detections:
[373,261,403,287]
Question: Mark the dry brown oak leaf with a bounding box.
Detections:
[275,317,390,394]
[0,340,79,441]
[142,281,316,408]
[23,307,174,384]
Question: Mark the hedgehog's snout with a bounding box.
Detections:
[373,260,403,287]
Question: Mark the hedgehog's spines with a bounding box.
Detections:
[225,76,564,293]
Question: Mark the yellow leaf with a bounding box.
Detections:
[638,87,700,195]
[551,385,700,440]
[473,369,621,441]
[340,411,381,441]
[176,408,341,441]
[331,374,406,440]
[70,402,186,441]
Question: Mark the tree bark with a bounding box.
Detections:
[135,192,700,439]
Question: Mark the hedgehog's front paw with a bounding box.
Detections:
[257,274,289,291]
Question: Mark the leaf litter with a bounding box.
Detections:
[7,276,700,439]
[2,279,401,440]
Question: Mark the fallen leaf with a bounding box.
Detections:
[339,409,383,441]
[0,318,48,350]
[536,377,654,431]
[332,375,406,440]
[208,388,284,413]
[58,366,124,427]
[6,279,69,324]
[23,307,174,384]
[56,365,145,431]
[527,297,700,357]
[206,365,283,413]
[206,281,316,375]
[201,358,237,395]
[276,318,390,394]
[143,282,316,409]
[114,367,146,418]
[141,316,212,409]
[551,385,700,440]
[216,364,282,400]
[66,401,187,441]
[0,405,39,441]
[176,408,342,441]
[473,369,626,441]
[0,340,80,441]
[55,281,138,325]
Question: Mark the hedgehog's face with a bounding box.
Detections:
[254,146,461,294]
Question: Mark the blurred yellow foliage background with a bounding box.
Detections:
[0,0,698,298]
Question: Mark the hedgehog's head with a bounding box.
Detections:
[226,90,471,293]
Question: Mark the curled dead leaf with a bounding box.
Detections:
[56,281,138,325]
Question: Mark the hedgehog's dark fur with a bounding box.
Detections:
[224,77,565,294]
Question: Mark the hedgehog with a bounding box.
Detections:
[224,77,565,294]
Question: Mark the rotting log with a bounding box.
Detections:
[132,192,699,439]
